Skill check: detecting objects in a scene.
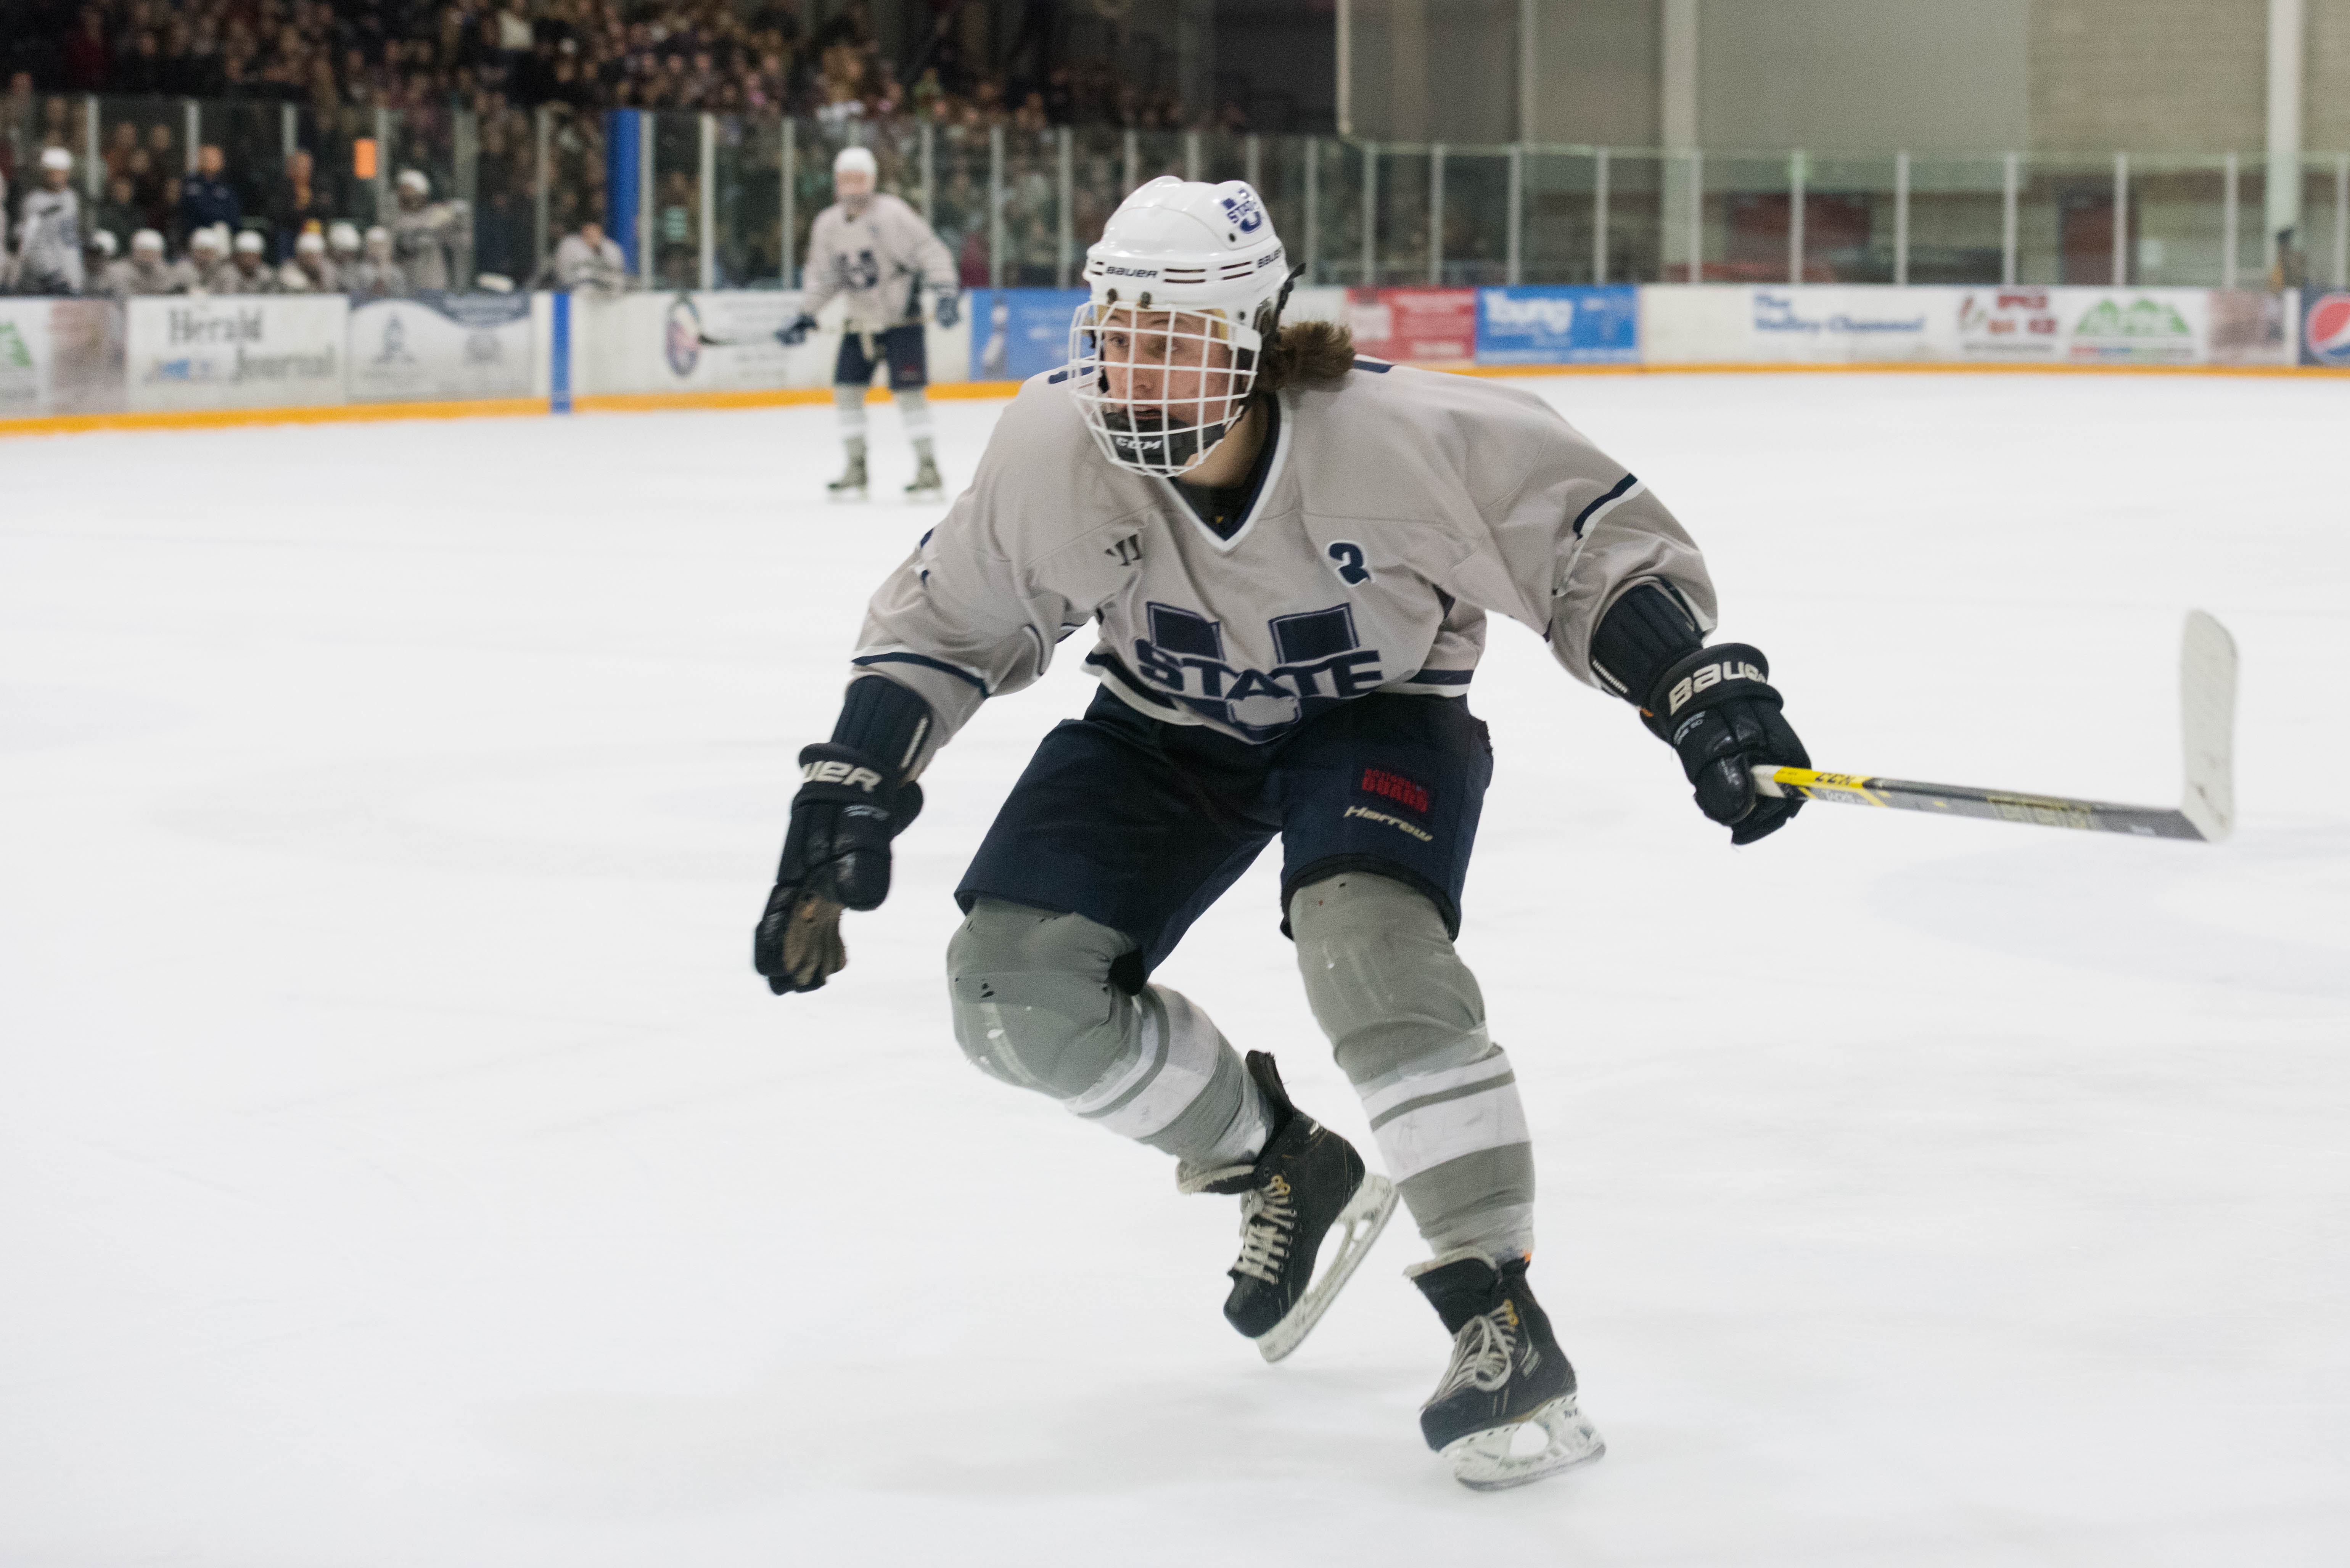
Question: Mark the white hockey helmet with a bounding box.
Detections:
[190,225,226,255]
[233,228,265,255]
[328,220,361,255]
[1065,176,1291,478]
[295,229,326,255]
[131,228,164,255]
[397,167,430,196]
[40,145,71,172]
[87,228,118,257]
[833,145,877,180]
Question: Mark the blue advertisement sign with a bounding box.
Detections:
[968,288,1088,381]
[1473,285,1640,365]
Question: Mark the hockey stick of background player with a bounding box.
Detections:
[1750,610,2236,842]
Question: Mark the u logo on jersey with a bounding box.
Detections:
[838,247,881,290]
[1132,602,1383,737]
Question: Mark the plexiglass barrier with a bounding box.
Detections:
[8,90,2347,294]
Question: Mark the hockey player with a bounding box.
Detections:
[389,169,470,292]
[327,220,363,277]
[778,145,960,502]
[10,147,85,295]
[166,225,228,294]
[110,229,175,296]
[277,229,338,293]
[753,176,1811,1490]
[225,229,280,293]
[347,226,406,299]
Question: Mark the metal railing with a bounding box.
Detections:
[12,92,2350,293]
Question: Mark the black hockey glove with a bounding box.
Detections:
[777,312,817,348]
[753,677,934,994]
[934,291,960,329]
[1591,583,1810,845]
[754,745,923,992]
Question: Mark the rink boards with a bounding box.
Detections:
[2,281,2343,435]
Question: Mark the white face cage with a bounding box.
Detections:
[1066,298,1263,480]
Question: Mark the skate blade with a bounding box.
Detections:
[903,487,943,502]
[826,489,869,503]
[1442,1394,1605,1491]
[1255,1173,1397,1364]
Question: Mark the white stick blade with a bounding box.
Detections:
[2180,609,2237,842]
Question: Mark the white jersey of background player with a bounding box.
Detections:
[754,177,1814,1489]
[779,146,960,502]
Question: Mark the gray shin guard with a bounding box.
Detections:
[1290,873,1535,1260]
[947,898,1266,1165]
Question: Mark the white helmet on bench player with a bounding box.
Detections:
[1067,176,1290,478]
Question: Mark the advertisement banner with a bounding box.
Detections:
[1346,288,1478,363]
[127,295,347,410]
[0,299,125,416]
[1473,286,1639,365]
[347,292,534,402]
[2303,291,2350,367]
[968,288,1087,381]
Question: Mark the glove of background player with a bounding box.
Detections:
[934,292,960,329]
[753,744,923,993]
[776,312,817,348]
[1640,644,1810,845]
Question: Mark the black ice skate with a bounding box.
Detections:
[1411,1250,1605,1491]
[1177,1051,1396,1363]
[826,451,868,502]
[904,455,944,501]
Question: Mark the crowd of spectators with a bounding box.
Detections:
[3,0,1222,134]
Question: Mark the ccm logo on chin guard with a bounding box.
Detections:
[1668,659,1765,715]
[803,759,885,792]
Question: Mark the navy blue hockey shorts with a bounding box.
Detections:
[957,688,1494,978]
[834,323,928,390]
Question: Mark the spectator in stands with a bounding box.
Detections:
[95,171,143,248]
[277,228,336,292]
[168,225,227,292]
[225,228,277,292]
[176,143,239,244]
[347,225,405,297]
[267,148,335,260]
[115,227,175,293]
[10,147,86,295]
[550,218,628,295]
[389,168,467,291]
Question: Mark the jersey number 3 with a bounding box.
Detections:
[1327,541,1371,585]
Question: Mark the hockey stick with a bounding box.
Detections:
[1749,610,2237,843]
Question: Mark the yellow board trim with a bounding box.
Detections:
[0,357,2337,440]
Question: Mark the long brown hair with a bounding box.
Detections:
[1254,318,1356,394]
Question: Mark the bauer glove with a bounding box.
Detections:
[934,292,960,329]
[753,744,923,993]
[1640,644,1809,844]
[776,312,817,348]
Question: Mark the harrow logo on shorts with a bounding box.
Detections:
[2306,292,2350,368]
[1343,805,1435,842]
[1359,767,1431,816]
[1221,190,1266,236]
[1131,602,1383,737]
[1667,657,1765,716]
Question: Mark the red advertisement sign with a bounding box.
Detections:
[1345,287,1478,364]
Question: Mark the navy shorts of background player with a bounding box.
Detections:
[957,686,1493,982]
[833,322,928,391]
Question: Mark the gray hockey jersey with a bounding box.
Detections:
[801,193,956,332]
[11,186,84,293]
[851,360,1718,760]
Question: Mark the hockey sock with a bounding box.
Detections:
[1290,874,1534,1259]
[833,384,869,449]
[894,389,935,459]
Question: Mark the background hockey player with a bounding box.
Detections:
[9,147,85,295]
[390,169,470,292]
[777,145,960,503]
[109,229,175,296]
[167,226,228,294]
[225,230,279,294]
[277,230,338,293]
[348,226,406,299]
[80,228,118,297]
[754,176,1812,1490]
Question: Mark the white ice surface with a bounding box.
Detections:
[3,374,2347,1566]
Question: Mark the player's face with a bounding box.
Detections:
[835,169,874,212]
[1094,307,1241,432]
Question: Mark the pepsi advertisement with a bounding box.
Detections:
[1474,285,1641,366]
[968,288,1089,382]
[2303,291,2350,368]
